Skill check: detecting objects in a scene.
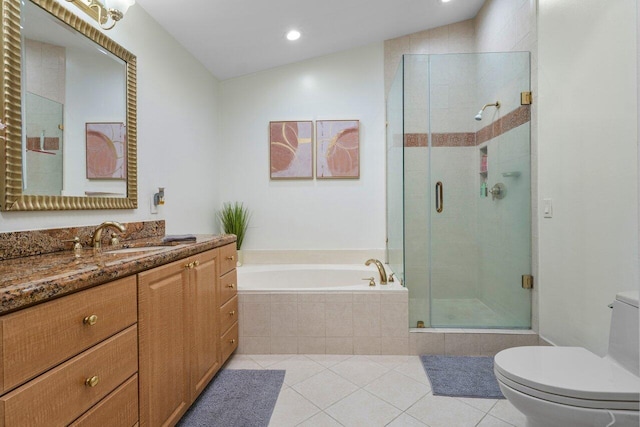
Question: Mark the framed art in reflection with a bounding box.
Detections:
[86,122,127,179]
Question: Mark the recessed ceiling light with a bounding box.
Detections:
[441,0,452,3]
[286,30,301,41]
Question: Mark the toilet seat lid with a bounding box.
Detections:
[494,347,640,403]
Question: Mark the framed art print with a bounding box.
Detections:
[269,121,313,179]
[316,120,359,179]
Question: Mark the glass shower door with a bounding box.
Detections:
[429,52,531,329]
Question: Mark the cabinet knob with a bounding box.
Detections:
[226,283,235,289]
[85,376,99,387]
[225,255,235,261]
[184,262,194,269]
[229,310,236,316]
[193,260,200,267]
[229,339,236,344]
[83,314,98,326]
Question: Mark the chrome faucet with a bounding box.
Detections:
[365,259,387,284]
[92,221,126,249]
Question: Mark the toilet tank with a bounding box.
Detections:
[607,290,639,376]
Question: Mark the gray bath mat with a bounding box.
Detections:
[420,355,505,399]
[178,369,285,426]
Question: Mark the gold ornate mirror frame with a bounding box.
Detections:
[0,0,137,210]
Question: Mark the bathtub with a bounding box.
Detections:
[236,264,409,355]
[237,264,406,292]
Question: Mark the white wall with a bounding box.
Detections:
[0,3,222,235]
[218,44,386,251]
[538,0,638,355]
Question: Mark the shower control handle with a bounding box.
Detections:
[489,183,506,200]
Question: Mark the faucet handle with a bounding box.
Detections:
[62,236,82,251]
[388,273,395,282]
[362,277,376,286]
[110,233,120,246]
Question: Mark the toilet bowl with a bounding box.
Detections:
[494,291,640,427]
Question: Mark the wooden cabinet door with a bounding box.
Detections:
[189,249,221,400]
[138,259,191,427]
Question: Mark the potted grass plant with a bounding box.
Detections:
[217,202,250,266]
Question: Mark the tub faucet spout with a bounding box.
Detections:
[365,259,387,284]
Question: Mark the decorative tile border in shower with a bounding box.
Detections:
[476,104,531,145]
[0,220,165,260]
[432,132,476,147]
[404,133,428,147]
[403,105,531,148]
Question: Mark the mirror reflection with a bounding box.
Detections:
[22,0,127,198]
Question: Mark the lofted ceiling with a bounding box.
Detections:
[135,0,486,81]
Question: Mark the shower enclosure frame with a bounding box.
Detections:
[386,52,533,330]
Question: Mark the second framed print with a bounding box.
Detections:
[316,120,360,179]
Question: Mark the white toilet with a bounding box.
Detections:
[494,291,640,427]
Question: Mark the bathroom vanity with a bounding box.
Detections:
[0,233,238,426]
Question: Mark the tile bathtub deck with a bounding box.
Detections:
[222,353,528,427]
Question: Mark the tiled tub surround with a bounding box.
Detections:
[0,228,236,314]
[237,263,540,355]
[237,264,409,355]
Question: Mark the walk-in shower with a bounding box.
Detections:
[386,52,532,329]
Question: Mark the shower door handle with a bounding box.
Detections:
[436,181,443,213]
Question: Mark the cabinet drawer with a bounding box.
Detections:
[219,269,238,305]
[0,275,137,393]
[70,374,138,427]
[221,322,238,363]
[219,295,238,336]
[219,243,237,275]
[0,325,138,427]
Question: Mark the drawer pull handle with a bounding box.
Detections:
[226,283,235,288]
[85,376,99,387]
[83,315,98,326]
[194,260,200,267]
[225,256,235,261]
[229,339,236,344]
[229,310,236,316]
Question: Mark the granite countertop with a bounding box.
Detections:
[0,234,236,315]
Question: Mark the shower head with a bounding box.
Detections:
[474,101,501,121]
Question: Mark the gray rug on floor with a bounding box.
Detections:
[420,355,505,399]
[178,369,285,427]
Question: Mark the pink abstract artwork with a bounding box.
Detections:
[316,120,360,179]
[269,121,313,179]
[86,122,127,179]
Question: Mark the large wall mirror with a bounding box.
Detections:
[0,0,137,210]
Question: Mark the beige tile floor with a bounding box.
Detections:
[223,353,528,427]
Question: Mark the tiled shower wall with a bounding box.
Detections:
[24,40,66,196]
